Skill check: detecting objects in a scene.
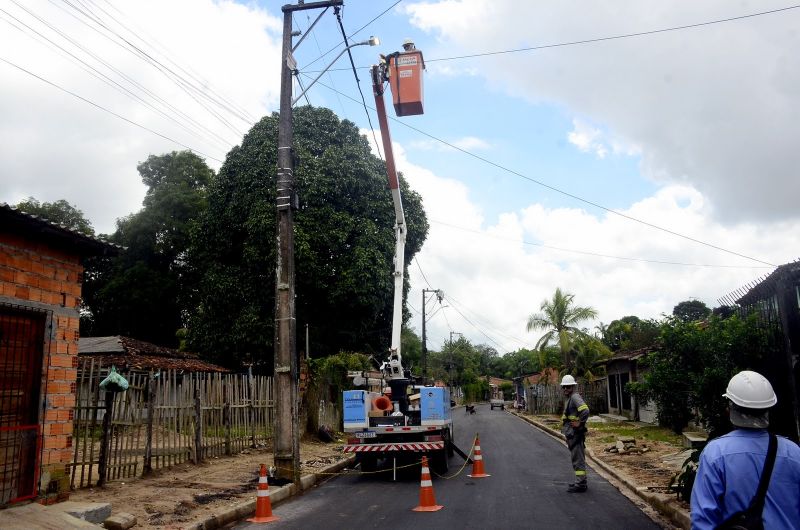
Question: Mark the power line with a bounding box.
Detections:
[334,7,382,157]
[426,4,800,64]
[54,0,247,138]
[303,0,402,71]
[305,4,800,73]
[301,74,776,267]
[96,0,256,124]
[1,56,223,163]
[1,4,232,152]
[430,219,772,269]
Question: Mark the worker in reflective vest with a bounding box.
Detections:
[560,374,590,493]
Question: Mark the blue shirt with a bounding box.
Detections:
[690,429,800,530]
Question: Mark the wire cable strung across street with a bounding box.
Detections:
[300,73,776,268]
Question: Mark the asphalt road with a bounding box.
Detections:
[233,404,661,529]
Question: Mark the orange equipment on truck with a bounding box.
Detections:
[386,40,425,117]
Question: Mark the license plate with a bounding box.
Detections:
[355,431,376,439]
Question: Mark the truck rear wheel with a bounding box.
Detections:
[356,454,378,473]
[430,449,449,474]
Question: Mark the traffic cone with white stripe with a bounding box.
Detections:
[468,434,490,478]
[412,455,443,512]
[247,463,279,523]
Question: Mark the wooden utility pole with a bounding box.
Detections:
[274,0,342,485]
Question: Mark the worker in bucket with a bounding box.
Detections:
[560,375,590,493]
[690,370,800,529]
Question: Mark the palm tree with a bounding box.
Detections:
[526,288,598,371]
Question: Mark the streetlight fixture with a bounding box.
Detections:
[292,36,380,105]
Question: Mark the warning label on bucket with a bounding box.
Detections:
[397,55,418,66]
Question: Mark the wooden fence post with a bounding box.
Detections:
[249,374,256,448]
[224,385,232,456]
[194,382,203,464]
[97,390,114,486]
[143,373,156,475]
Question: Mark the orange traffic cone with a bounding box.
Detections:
[247,463,279,523]
[468,434,491,478]
[412,455,444,512]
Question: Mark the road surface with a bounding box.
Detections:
[233,403,662,529]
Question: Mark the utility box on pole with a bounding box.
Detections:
[388,48,425,116]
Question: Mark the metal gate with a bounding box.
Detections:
[0,305,47,506]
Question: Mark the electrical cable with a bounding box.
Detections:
[334,6,382,158]
[96,0,256,123]
[303,0,402,71]
[430,219,772,269]
[1,4,232,152]
[425,4,800,64]
[55,0,247,138]
[301,73,776,267]
[1,56,223,163]
[305,4,800,73]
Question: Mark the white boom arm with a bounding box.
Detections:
[372,64,406,380]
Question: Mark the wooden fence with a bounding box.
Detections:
[70,359,274,489]
[527,379,609,416]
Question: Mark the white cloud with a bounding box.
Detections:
[390,137,794,352]
[567,119,640,159]
[404,0,800,223]
[409,135,491,151]
[0,0,282,234]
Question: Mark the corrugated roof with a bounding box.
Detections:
[79,335,229,373]
[0,203,122,255]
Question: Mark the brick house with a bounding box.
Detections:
[0,204,118,506]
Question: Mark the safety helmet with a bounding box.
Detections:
[723,370,777,409]
[560,375,577,387]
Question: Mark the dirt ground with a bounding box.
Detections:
[530,414,691,502]
[69,435,349,529]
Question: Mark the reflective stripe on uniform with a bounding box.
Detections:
[577,404,589,412]
[575,470,586,476]
[566,415,579,420]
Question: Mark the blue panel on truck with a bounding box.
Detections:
[420,387,450,422]
[343,390,367,424]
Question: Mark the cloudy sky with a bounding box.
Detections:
[2,0,798,354]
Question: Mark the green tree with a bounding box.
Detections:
[571,332,612,380]
[526,288,598,371]
[82,151,213,346]
[188,107,428,369]
[672,300,711,323]
[602,316,659,352]
[16,197,95,235]
[630,314,769,435]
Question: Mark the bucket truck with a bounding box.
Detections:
[342,42,454,474]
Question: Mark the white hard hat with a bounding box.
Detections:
[560,375,577,386]
[723,370,777,409]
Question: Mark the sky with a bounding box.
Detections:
[2,0,799,356]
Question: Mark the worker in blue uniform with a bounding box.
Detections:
[690,370,800,529]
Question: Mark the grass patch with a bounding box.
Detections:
[589,422,682,446]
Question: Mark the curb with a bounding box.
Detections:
[187,455,357,530]
[513,413,691,530]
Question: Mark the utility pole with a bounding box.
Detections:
[420,288,442,382]
[274,0,342,485]
[448,331,462,398]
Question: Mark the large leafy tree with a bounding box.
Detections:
[600,315,659,352]
[82,151,213,345]
[672,299,711,322]
[187,106,428,370]
[630,314,768,435]
[526,287,598,371]
[16,197,95,235]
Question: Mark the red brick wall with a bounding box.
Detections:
[0,232,83,503]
